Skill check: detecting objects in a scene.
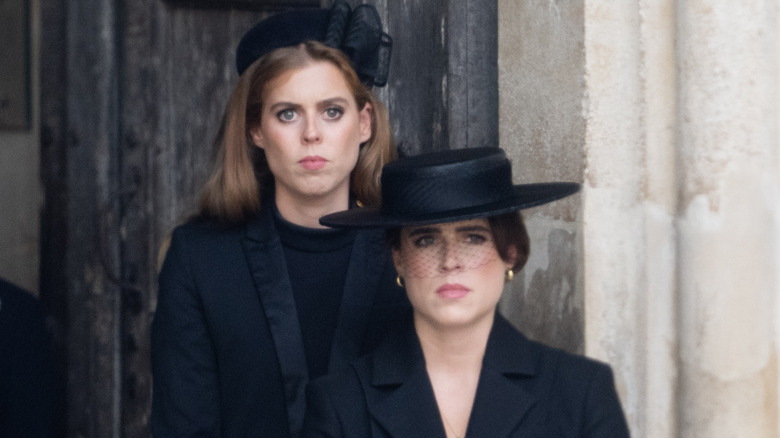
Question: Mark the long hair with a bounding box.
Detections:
[199,40,396,224]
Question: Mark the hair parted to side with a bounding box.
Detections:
[199,40,396,224]
[487,211,530,272]
[386,211,531,272]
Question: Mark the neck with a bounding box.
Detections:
[416,312,494,438]
[414,312,495,372]
[274,189,350,229]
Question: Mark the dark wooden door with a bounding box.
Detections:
[39,0,496,435]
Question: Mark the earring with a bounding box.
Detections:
[504,269,514,284]
[396,275,405,288]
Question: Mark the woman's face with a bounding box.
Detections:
[250,61,372,207]
[393,218,514,330]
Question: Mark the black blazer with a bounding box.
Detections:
[150,206,410,437]
[302,314,630,438]
[0,278,55,438]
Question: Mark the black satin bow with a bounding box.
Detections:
[324,0,392,87]
[234,0,392,87]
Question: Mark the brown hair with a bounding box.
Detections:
[198,40,396,223]
[386,211,531,272]
[487,211,530,271]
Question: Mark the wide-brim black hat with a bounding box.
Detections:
[320,147,580,228]
[235,0,392,86]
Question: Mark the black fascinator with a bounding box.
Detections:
[235,0,392,87]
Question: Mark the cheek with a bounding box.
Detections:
[401,250,439,278]
[403,276,437,307]
[481,259,509,293]
[345,143,360,168]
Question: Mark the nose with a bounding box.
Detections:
[439,242,464,273]
[302,117,321,144]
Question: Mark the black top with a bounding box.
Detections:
[274,206,357,379]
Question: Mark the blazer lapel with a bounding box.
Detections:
[465,314,540,437]
[328,228,387,370]
[242,209,309,437]
[365,321,447,438]
[362,314,539,438]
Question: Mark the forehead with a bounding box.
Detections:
[263,61,354,104]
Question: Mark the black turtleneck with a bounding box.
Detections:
[272,205,357,379]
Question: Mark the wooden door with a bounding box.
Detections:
[39,0,496,435]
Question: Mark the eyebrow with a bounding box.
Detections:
[267,101,299,113]
[406,224,491,237]
[267,97,351,113]
[455,225,491,233]
[318,97,350,109]
[407,227,441,237]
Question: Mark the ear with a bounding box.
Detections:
[391,248,404,277]
[249,125,265,149]
[358,102,373,143]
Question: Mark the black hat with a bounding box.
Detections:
[320,147,580,228]
[235,0,392,87]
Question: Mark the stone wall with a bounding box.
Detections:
[499,0,780,436]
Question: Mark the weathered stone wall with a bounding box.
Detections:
[499,0,780,436]
[497,0,586,355]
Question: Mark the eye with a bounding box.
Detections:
[413,235,436,248]
[277,109,297,122]
[324,106,344,120]
[465,233,488,245]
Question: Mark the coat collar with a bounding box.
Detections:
[367,317,446,437]
[365,314,540,437]
[467,315,540,437]
[242,204,390,437]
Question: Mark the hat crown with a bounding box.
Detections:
[381,147,514,218]
[319,147,579,228]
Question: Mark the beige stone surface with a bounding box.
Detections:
[500,0,780,436]
[497,0,586,353]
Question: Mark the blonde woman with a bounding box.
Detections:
[151,3,409,436]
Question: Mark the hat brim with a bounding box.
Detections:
[320,182,580,228]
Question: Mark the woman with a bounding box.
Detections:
[302,147,631,437]
[150,3,409,437]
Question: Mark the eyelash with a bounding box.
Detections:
[413,236,435,248]
[466,233,487,244]
[324,106,344,119]
[275,106,344,123]
[276,109,296,122]
[412,233,488,248]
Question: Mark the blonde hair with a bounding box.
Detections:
[199,41,396,224]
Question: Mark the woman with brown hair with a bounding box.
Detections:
[302,147,630,437]
[150,2,409,437]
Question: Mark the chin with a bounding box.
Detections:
[420,309,492,330]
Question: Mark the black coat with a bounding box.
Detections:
[150,206,411,437]
[302,314,631,438]
[0,278,55,438]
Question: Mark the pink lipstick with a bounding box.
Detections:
[299,156,327,170]
[436,283,471,299]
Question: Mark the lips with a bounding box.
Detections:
[436,283,471,299]
[299,156,327,170]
